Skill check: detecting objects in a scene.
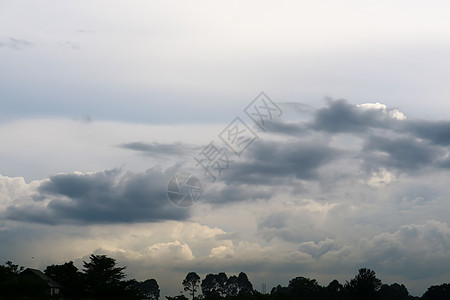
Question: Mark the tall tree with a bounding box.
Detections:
[137,278,160,300]
[288,276,322,300]
[44,261,84,299]
[83,254,134,299]
[2,261,23,275]
[226,275,239,297]
[236,272,253,295]
[379,283,410,300]
[201,272,228,298]
[0,261,23,299]
[345,268,382,300]
[323,279,343,300]
[182,272,200,300]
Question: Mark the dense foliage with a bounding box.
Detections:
[1,257,450,300]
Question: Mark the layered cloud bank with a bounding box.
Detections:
[1,99,450,296]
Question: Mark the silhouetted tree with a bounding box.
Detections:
[44,261,84,298]
[288,276,322,300]
[345,268,382,300]
[379,283,410,300]
[83,254,141,299]
[422,283,450,300]
[226,275,239,297]
[235,272,253,295]
[137,278,160,300]
[323,279,343,300]
[183,272,200,300]
[0,261,23,299]
[202,273,228,298]
[166,295,189,300]
[270,284,291,300]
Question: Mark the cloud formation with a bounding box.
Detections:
[3,168,189,225]
[0,37,33,50]
[1,99,450,296]
[119,142,198,157]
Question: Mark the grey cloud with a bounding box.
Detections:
[4,168,189,225]
[214,232,241,241]
[298,238,337,259]
[362,135,442,172]
[310,99,393,133]
[225,140,341,185]
[202,183,275,205]
[310,100,450,150]
[355,221,450,280]
[258,212,287,230]
[263,119,309,136]
[406,120,450,146]
[256,209,331,243]
[0,38,34,50]
[119,142,198,157]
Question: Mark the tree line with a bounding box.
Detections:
[1,255,450,299]
[0,255,159,299]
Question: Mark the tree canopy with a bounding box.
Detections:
[183,272,201,300]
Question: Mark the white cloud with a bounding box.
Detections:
[0,174,44,210]
[146,241,195,261]
[209,245,234,259]
[363,168,395,188]
[357,102,407,120]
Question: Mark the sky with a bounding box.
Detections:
[1,0,450,297]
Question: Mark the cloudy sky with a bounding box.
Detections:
[1,0,450,297]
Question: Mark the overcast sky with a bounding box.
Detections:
[1,0,450,297]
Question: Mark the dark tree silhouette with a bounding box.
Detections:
[166,295,189,300]
[379,283,410,300]
[345,268,382,300]
[83,254,141,299]
[235,272,253,295]
[422,283,450,300]
[226,275,239,297]
[183,272,200,300]
[288,276,322,300]
[201,272,228,298]
[200,272,253,299]
[323,279,344,300]
[0,261,23,275]
[270,284,291,300]
[137,278,160,300]
[0,261,23,299]
[44,261,84,298]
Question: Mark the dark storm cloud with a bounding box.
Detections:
[0,37,33,50]
[119,142,198,156]
[270,99,450,176]
[405,120,450,146]
[362,135,443,172]
[4,168,188,225]
[202,183,275,205]
[310,99,450,148]
[310,99,392,133]
[224,140,341,185]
